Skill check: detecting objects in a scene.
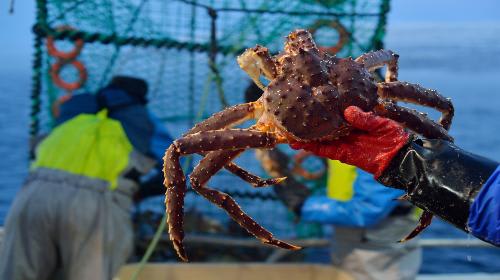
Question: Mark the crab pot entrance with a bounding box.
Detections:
[311,27,342,46]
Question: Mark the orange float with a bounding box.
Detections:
[51,94,73,118]
[292,150,328,180]
[309,19,349,55]
[50,60,87,91]
[46,26,84,60]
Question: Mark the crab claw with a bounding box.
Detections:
[399,210,433,242]
[172,239,188,262]
[237,45,277,90]
[254,176,287,187]
[264,239,302,250]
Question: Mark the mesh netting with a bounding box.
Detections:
[32,0,390,261]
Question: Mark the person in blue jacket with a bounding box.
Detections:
[292,106,500,247]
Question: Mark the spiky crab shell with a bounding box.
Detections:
[262,76,349,141]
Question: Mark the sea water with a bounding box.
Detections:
[1,23,499,273]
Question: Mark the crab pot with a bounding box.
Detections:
[32,0,391,263]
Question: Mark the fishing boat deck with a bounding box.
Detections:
[116,263,500,280]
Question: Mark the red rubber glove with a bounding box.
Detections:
[290,106,410,178]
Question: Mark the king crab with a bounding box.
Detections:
[163,29,454,261]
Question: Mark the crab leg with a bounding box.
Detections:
[375,101,453,141]
[377,81,454,130]
[163,145,188,261]
[190,149,300,251]
[184,102,260,136]
[184,102,281,187]
[175,129,280,154]
[237,45,277,90]
[163,129,294,261]
[224,162,286,187]
[355,50,399,82]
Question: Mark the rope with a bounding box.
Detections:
[44,54,58,127]
[188,0,197,127]
[176,0,381,17]
[187,188,278,201]
[32,23,246,56]
[47,0,87,25]
[371,0,391,51]
[98,0,149,88]
[30,0,49,140]
[207,9,229,108]
[130,57,215,279]
[30,33,43,139]
[150,50,167,99]
[130,214,167,280]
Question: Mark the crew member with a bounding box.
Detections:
[0,76,172,280]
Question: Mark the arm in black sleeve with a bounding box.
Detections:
[378,138,499,232]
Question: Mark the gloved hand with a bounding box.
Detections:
[292,106,500,240]
[290,106,410,178]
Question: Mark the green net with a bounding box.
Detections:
[32,0,391,262]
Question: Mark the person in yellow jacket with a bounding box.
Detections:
[0,76,173,280]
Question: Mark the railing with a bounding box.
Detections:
[184,234,494,248]
[418,238,493,248]
[146,234,496,263]
[0,227,493,263]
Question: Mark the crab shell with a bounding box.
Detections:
[261,30,378,142]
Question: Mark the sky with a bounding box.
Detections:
[0,0,499,73]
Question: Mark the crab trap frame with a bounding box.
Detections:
[31,0,391,262]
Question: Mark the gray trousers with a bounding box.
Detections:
[332,213,422,280]
[0,168,135,280]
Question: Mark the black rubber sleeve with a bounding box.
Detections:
[378,138,499,232]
